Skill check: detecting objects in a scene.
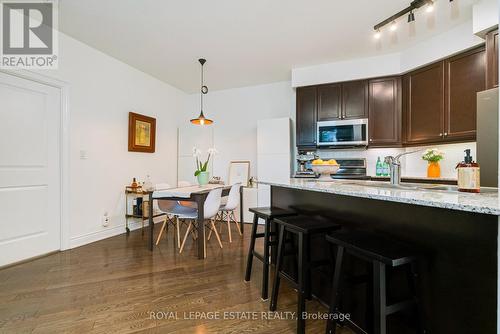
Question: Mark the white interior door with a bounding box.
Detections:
[0,72,61,266]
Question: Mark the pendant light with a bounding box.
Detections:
[190,58,213,125]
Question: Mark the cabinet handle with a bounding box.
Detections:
[369,138,373,142]
[444,132,448,137]
[439,133,443,137]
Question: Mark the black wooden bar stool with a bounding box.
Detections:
[325,230,423,334]
[270,215,341,334]
[245,207,296,300]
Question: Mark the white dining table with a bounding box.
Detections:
[147,184,243,259]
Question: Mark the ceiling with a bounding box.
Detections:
[58,0,477,93]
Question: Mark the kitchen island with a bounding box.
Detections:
[261,179,499,333]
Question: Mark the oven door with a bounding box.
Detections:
[317,119,368,146]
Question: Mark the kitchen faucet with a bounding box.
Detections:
[384,150,422,185]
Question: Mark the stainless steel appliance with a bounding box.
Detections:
[477,88,499,187]
[294,152,317,178]
[317,119,368,147]
[330,158,369,179]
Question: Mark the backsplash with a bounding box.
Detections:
[315,142,476,179]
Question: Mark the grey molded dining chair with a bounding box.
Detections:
[179,187,224,254]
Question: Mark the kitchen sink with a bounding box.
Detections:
[341,181,421,190]
[418,185,458,192]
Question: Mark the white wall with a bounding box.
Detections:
[292,20,484,87]
[34,33,187,248]
[291,53,401,88]
[472,0,499,36]
[186,81,295,182]
[400,20,484,72]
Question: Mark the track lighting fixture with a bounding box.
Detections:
[373,0,446,36]
[408,10,415,22]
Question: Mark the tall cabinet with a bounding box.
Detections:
[368,77,402,147]
[444,47,486,141]
[257,118,291,210]
[403,62,445,145]
[296,87,317,148]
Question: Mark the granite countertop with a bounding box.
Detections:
[260,179,500,216]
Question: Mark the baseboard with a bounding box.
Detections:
[69,218,163,249]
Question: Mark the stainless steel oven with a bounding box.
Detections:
[317,119,368,147]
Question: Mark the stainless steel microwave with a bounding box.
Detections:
[317,119,368,147]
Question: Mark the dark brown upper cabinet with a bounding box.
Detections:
[404,62,445,145]
[368,77,402,147]
[486,29,498,89]
[296,86,317,148]
[444,46,486,141]
[404,46,485,145]
[317,84,342,121]
[317,80,368,121]
[342,80,369,119]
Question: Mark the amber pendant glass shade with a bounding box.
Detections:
[190,111,213,125]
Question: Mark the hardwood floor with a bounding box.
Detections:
[0,223,353,333]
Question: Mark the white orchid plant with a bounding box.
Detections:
[193,147,218,176]
[422,148,444,163]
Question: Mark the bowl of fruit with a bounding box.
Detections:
[311,159,340,181]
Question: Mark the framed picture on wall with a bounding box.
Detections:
[228,161,250,186]
[128,112,156,153]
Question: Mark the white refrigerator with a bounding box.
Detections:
[257,118,292,210]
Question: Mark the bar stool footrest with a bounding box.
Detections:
[386,299,416,315]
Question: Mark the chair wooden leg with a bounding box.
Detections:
[326,246,345,334]
[373,261,387,334]
[270,224,286,312]
[233,211,243,235]
[297,232,306,334]
[227,211,232,243]
[155,217,168,245]
[245,214,258,282]
[176,217,181,249]
[179,222,192,253]
[261,218,270,300]
[210,220,223,248]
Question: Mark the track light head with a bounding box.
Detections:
[426,0,434,12]
[408,11,415,22]
[390,21,397,31]
[374,29,381,39]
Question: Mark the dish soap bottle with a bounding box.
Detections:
[456,149,480,193]
[376,157,382,176]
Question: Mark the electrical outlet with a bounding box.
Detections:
[102,212,110,227]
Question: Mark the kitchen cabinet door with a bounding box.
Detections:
[444,46,485,141]
[368,77,402,147]
[296,86,317,148]
[317,83,342,121]
[404,62,445,144]
[486,29,498,89]
[342,80,368,119]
